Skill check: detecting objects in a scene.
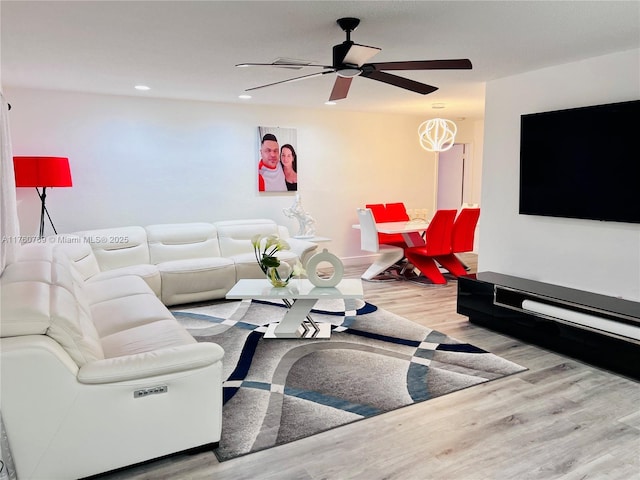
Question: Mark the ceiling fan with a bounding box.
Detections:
[236,17,472,101]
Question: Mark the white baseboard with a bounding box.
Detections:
[338,255,378,267]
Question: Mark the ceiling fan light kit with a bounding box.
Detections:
[336,68,362,78]
[238,17,472,102]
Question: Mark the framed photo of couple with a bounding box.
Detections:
[257,126,298,192]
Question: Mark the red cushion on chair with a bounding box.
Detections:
[380,234,406,247]
[424,209,456,255]
[366,203,406,247]
[406,209,457,256]
[451,208,480,252]
[385,202,410,221]
[365,204,388,222]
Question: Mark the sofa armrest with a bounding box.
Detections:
[77,342,224,384]
[284,237,319,265]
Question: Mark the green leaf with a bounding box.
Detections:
[261,255,280,268]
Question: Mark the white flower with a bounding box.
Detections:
[253,233,293,276]
[291,260,306,277]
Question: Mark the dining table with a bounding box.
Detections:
[352,218,430,245]
[352,218,431,280]
[370,219,430,247]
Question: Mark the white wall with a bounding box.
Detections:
[479,49,640,301]
[6,87,481,263]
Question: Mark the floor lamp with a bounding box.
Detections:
[13,156,73,238]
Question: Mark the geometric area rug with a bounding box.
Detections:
[171,298,527,462]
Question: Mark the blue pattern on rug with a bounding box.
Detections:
[284,386,381,416]
[407,363,431,401]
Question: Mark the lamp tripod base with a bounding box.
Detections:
[36,187,58,238]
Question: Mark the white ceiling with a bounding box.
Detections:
[2,1,639,120]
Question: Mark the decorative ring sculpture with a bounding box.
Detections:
[306,249,344,287]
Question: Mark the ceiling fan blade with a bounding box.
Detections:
[343,43,381,67]
[368,59,472,71]
[236,62,334,69]
[361,70,438,95]
[245,70,335,92]
[329,76,353,101]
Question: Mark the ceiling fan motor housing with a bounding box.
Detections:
[333,41,356,68]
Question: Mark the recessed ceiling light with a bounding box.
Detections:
[134,85,150,91]
[238,94,252,100]
[324,101,336,106]
[431,103,445,109]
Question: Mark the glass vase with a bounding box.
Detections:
[266,263,292,288]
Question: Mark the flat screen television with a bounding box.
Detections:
[519,99,640,224]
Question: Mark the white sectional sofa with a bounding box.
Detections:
[74,218,318,306]
[0,218,316,479]
[0,241,225,480]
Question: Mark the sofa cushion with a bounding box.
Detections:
[0,248,103,364]
[52,254,95,333]
[157,257,235,274]
[78,226,150,271]
[145,223,221,263]
[47,285,105,366]
[84,275,157,304]
[99,319,196,358]
[0,260,52,284]
[156,257,236,306]
[87,264,162,298]
[215,219,280,257]
[90,291,175,338]
[228,251,298,280]
[0,281,51,337]
[52,254,84,294]
[54,236,101,280]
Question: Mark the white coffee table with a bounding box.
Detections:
[225,278,364,339]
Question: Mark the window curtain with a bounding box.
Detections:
[0,91,19,272]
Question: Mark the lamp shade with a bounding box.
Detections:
[13,156,72,187]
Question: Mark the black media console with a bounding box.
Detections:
[457,272,640,380]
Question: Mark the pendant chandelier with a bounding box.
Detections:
[418,118,457,152]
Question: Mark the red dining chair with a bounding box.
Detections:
[404,209,457,285]
[385,202,410,221]
[365,203,407,248]
[435,208,480,277]
[365,203,387,222]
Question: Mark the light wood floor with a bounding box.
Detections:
[98,254,639,480]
